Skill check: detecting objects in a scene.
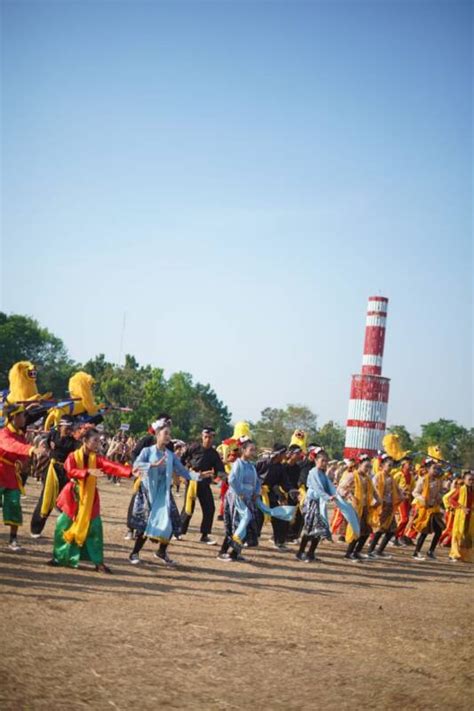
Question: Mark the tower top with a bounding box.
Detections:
[362,296,388,376]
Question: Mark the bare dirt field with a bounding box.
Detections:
[1,478,472,710]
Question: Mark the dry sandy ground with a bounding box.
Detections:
[0,478,472,710]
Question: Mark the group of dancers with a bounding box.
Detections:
[1,394,472,573]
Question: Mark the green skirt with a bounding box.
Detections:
[53,512,104,567]
[0,487,23,526]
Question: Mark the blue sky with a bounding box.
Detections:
[1,0,472,433]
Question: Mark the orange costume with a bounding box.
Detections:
[440,481,462,547]
[394,462,416,541]
[448,483,474,563]
[331,461,355,538]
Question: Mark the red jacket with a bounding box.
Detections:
[0,426,32,490]
[57,449,132,520]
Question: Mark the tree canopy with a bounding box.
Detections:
[0,312,74,396]
[0,313,232,439]
[413,420,473,467]
[0,313,471,463]
[250,406,345,459]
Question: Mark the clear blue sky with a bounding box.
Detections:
[1,0,472,433]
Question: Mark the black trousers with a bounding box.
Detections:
[126,492,137,531]
[287,507,304,541]
[181,480,215,536]
[267,490,288,544]
[30,464,67,535]
[415,515,444,554]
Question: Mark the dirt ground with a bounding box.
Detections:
[0,478,472,710]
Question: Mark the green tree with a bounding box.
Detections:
[456,428,474,468]
[80,355,161,434]
[252,404,318,449]
[316,420,346,459]
[414,419,470,466]
[0,312,74,396]
[190,382,232,441]
[163,373,232,441]
[128,367,167,434]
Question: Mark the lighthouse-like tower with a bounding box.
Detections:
[344,296,390,459]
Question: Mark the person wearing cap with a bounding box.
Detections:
[410,459,445,561]
[0,404,42,550]
[393,455,416,546]
[30,415,80,538]
[259,443,291,548]
[338,453,380,562]
[50,428,134,572]
[129,418,212,566]
[367,454,404,559]
[448,470,474,563]
[180,427,225,545]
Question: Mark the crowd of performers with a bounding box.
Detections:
[0,361,472,573]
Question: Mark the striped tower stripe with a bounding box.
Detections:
[362,354,383,368]
[368,297,388,310]
[344,426,385,451]
[343,296,390,458]
[347,398,388,423]
[349,375,390,402]
[365,314,387,328]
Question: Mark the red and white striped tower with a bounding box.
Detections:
[344,296,390,459]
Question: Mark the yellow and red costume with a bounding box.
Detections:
[52,446,131,567]
[440,481,462,547]
[217,422,250,519]
[394,462,415,540]
[448,484,474,563]
[0,420,34,525]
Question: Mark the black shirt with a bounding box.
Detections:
[256,457,271,480]
[262,462,292,494]
[297,460,314,488]
[285,463,301,490]
[182,443,225,476]
[49,433,79,464]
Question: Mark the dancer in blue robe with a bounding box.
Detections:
[218,440,295,562]
[296,448,359,563]
[129,417,211,566]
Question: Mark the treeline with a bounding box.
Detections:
[249,405,473,466]
[0,313,232,441]
[1,313,472,464]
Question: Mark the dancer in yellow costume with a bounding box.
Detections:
[367,453,403,559]
[411,459,444,561]
[5,361,51,406]
[448,470,474,563]
[338,453,380,563]
[44,371,104,430]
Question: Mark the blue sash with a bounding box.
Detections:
[334,495,360,537]
[232,497,296,543]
